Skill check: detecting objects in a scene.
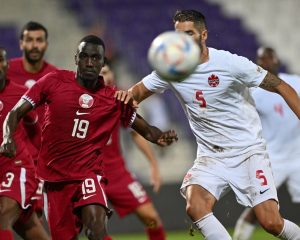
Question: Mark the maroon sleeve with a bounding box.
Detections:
[22,71,59,108]
[119,101,136,128]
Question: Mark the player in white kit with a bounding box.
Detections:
[233,47,300,240]
[115,10,300,239]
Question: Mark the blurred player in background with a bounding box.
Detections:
[8,21,57,88]
[0,35,177,240]
[116,10,300,239]
[233,47,300,240]
[7,21,57,160]
[101,61,166,240]
[0,47,49,240]
[7,21,58,219]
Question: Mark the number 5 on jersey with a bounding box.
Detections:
[195,90,207,108]
[72,119,90,139]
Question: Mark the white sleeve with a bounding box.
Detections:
[142,71,170,93]
[229,54,268,88]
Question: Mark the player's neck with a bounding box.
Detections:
[22,58,44,73]
[200,46,209,64]
[76,75,100,92]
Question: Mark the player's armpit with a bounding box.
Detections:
[259,72,282,92]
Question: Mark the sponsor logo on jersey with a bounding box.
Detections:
[83,194,96,200]
[259,188,270,194]
[0,189,11,193]
[79,94,94,108]
[208,74,219,87]
[76,110,90,115]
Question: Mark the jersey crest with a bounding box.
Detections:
[208,74,219,87]
[79,94,94,108]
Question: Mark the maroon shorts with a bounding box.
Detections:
[106,168,150,217]
[44,174,109,240]
[0,165,40,223]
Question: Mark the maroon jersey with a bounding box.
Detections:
[0,80,34,170]
[102,121,126,172]
[7,58,57,160]
[22,70,136,182]
[7,57,57,88]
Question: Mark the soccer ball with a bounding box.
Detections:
[147,31,200,82]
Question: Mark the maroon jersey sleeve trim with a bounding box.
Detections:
[128,112,137,128]
[22,95,35,107]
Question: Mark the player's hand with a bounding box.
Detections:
[0,138,17,158]
[150,164,162,193]
[114,90,138,108]
[156,130,178,146]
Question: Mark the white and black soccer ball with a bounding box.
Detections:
[147,31,200,82]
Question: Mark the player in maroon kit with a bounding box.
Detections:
[7,21,57,88]
[0,36,178,240]
[0,47,49,240]
[101,62,166,240]
[8,21,58,218]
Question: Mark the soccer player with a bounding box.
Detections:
[7,21,58,218]
[0,35,178,240]
[115,10,300,239]
[101,62,166,240]
[8,21,57,88]
[0,47,49,240]
[233,47,300,240]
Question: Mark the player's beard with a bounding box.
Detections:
[24,48,45,64]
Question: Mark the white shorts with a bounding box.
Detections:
[180,152,278,207]
[272,161,300,203]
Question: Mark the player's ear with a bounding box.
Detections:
[19,39,24,51]
[201,29,208,42]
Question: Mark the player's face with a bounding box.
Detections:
[76,42,105,81]
[100,65,115,86]
[20,30,48,64]
[0,49,8,81]
[174,21,207,47]
[256,50,279,75]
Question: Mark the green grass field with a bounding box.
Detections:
[80,228,277,239]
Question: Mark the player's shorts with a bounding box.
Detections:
[105,167,151,217]
[44,173,110,240]
[0,164,39,223]
[272,161,300,203]
[180,152,278,208]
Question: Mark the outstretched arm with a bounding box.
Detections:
[114,81,154,105]
[131,131,161,192]
[259,72,300,119]
[1,99,33,157]
[131,113,177,147]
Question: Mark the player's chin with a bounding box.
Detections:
[82,72,98,81]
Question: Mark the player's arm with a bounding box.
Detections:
[0,99,33,157]
[131,131,161,192]
[114,81,154,105]
[131,113,177,147]
[22,111,41,150]
[259,72,300,119]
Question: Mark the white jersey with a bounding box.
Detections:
[251,73,300,164]
[143,48,268,163]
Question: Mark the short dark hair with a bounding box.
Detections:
[79,35,105,51]
[173,10,207,29]
[20,21,48,40]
